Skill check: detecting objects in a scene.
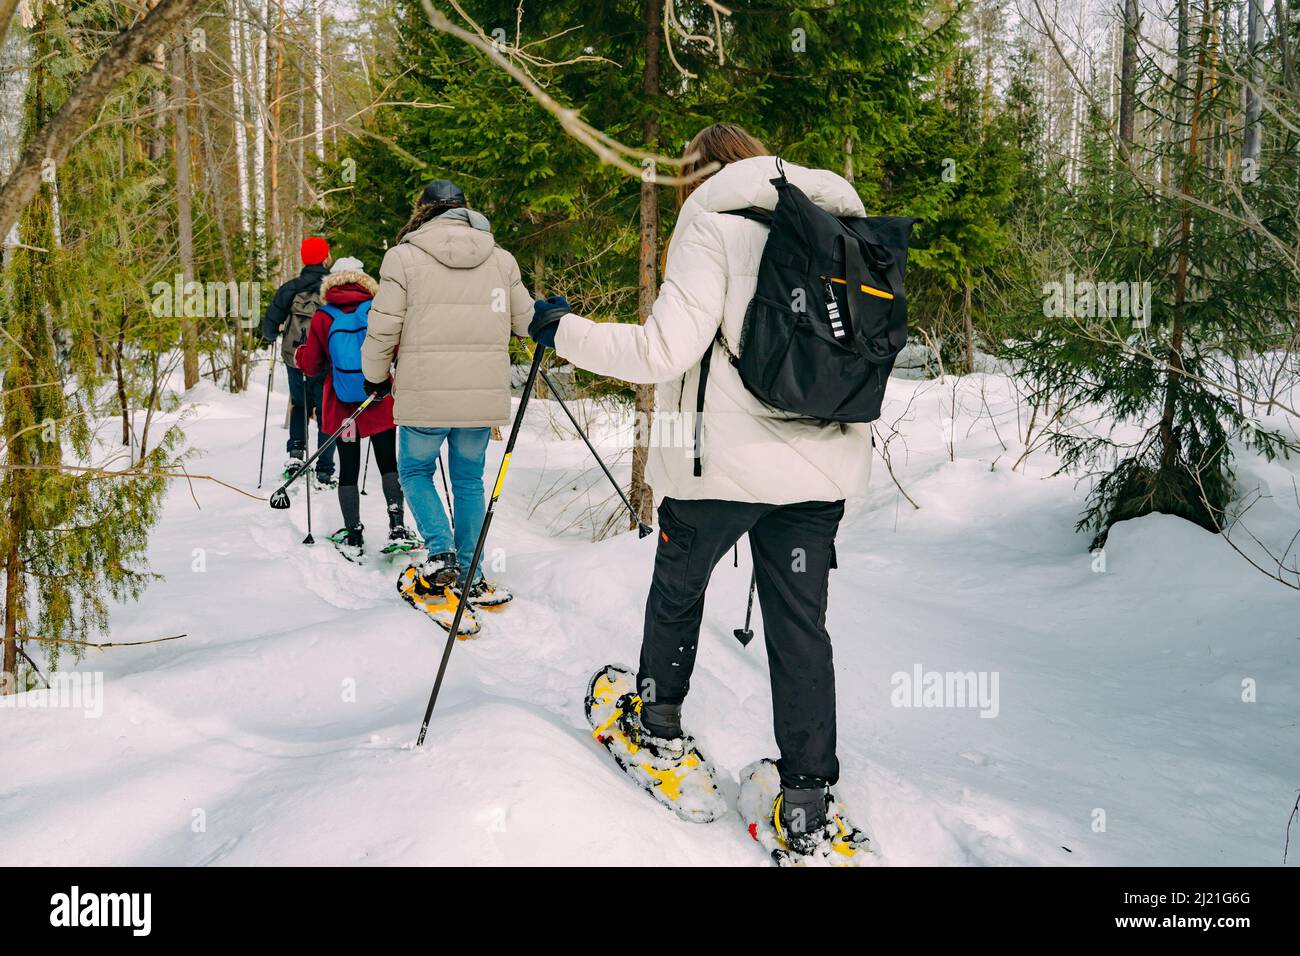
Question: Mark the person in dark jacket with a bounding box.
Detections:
[261,236,336,486]
[294,258,418,561]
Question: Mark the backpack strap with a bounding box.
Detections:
[320,300,372,323]
[841,235,906,362]
[692,341,714,477]
[719,206,772,226]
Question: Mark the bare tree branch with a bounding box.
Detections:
[0,0,206,240]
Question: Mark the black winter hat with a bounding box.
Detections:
[421,179,466,206]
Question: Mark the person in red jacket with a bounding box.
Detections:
[294,258,419,561]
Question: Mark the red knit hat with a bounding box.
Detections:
[300,236,330,265]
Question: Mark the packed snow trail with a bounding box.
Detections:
[2,372,1297,865]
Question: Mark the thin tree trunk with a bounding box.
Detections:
[252,0,268,270]
[2,538,19,692]
[268,0,284,281]
[229,2,251,234]
[1162,0,1213,473]
[150,39,167,162]
[173,38,199,389]
[313,0,325,163]
[191,48,244,391]
[295,71,306,264]
[1280,0,1296,92]
[140,349,161,459]
[116,302,130,447]
[1243,0,1262,167]
[630,0,662,527]
[1118,0,1139,156]
[962,278,974,373]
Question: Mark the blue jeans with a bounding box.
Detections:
[399,426,490,582]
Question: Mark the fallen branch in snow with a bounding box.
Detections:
[0,463,265,504]
[1284,791,1299,864]
[24,633,187,650]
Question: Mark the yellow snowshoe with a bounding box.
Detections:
[584,664,727,823]
[738,758,873,867]
[397,565,480,639]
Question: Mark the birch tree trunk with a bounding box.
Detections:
[192,46,244,391]
[252,0,269,270]
[173,38,199,389]
[268,0,284,281]
[314,0,325,163]
[1242,0,1262,169]
[229,3,251,235]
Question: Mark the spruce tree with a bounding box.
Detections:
[1,6,175,692]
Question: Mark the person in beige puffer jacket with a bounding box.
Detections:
[362,180,532,620]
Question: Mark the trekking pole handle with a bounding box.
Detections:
[272,392,377,497]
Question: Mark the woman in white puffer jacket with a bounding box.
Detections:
[528,125,872,858]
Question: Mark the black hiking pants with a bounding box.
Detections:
[638,496,845,789]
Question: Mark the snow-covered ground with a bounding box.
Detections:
[3,368,1297,866]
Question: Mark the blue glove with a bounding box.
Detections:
[530,295,573,350]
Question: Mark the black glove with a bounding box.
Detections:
[363,377,392,399]
[529,295,573,350]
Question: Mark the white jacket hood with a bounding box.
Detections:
[679,155,866,230]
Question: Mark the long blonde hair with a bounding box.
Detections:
[677,123,769,207]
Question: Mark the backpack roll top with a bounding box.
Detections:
[323,300,372,403]
[720,163,918,425]
[282,288,322,369]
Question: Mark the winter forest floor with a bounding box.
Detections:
[3,367,1298,866]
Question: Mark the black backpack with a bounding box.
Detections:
[697,159,916,474]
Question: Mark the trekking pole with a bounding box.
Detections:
[415,347,546,747]
[268,393,377,509]
[733,569,757,646]
[302,397,314,544]
[256,351,277,489]
[539,368,652,538]
[360,438,371,495]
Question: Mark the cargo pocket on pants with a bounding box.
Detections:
[653,500,697,596]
